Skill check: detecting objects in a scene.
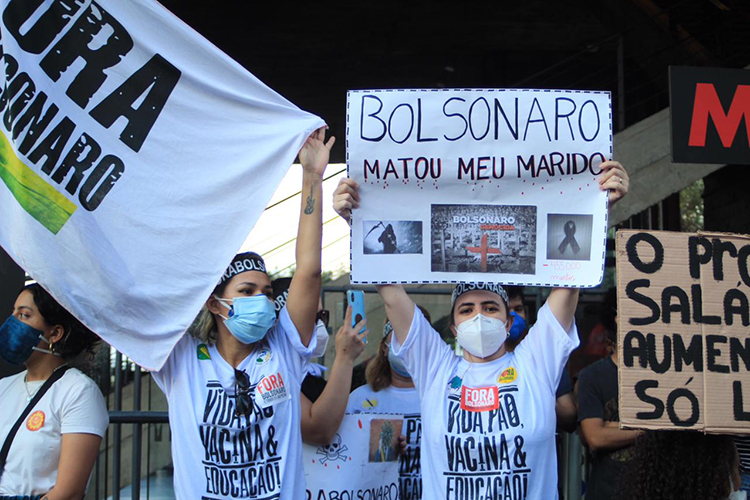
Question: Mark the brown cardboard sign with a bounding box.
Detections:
[616,229,750,433]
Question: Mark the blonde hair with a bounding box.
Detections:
[190,305,218,345]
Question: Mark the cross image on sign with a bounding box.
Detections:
[465,233,503,272]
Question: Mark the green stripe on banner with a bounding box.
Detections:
[0,131,76,234]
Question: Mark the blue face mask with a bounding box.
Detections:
[508,311,527,342]
[0,316,46,365]
[215,295,276,344]
[387,342,411,379]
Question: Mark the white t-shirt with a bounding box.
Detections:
[153,307,315,500]
[347,384,423,500]
[346,384,420,415]
[392,302,578,500]
[0,368,109,496]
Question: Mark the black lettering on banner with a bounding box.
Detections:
[3,0,82,54]
[469,97,490,141]
[739,245,750,288]
[626,280,660,326]
[554,97,576,141]
[688,236,712,279]
[523,97,551,141]
[666,388,700,427]
[89,54,181,153]
[27,117,76,174]
[494,97,518,140]
[731,337,750,373]
[443,97,467,141]
[51,133,101,193]
[706,335,730,374]
[692,284,722,325]
[647,334,672,374]
[3,71,35,131]
[734,381,750,422]
[416,98,437,143]
[360,95,386,142]
[12,92,59,155]
[724,289,750,326]
[39,2,134,108]
[78,155,125,211]
[674,334,703,372]
[627,232,665,275]
[578,99,600,142]
[387,103,414,144]
[661,286,690,324]
[712,238,738,282]
[623,330,648,369]
[635,380,664,419]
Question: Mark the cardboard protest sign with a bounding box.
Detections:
[0,0,324,369]
[617,229,750,433]
[670,66,750,165]
[347,89,611,286]
[303,414,409,499]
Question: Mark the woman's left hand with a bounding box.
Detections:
[598,161,629,206]
[299,127,335,177]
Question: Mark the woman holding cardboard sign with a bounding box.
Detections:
[152,128,334,500]
[333,160,629,500]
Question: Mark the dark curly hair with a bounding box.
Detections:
[23,283,100,360]
[614,431,736,500]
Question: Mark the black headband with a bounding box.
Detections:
[219,252,266,286]
[451,282,509,306]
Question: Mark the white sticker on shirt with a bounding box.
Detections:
[255,371,291,408]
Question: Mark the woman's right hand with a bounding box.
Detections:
[333,177,360,223]
[335,306,367,362]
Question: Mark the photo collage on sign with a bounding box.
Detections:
[359,206,596,275]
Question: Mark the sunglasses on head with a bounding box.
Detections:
[316,309,330,328]
[234,368,253,418]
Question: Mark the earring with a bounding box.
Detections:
[49,342,55,354]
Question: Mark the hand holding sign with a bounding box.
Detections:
[333,177,360,224]
[598,161,629,205]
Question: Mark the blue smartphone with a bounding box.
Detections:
[347,289,367,337]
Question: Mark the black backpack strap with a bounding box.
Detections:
[0,365,71,476]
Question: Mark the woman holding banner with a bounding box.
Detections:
[0,283,107,500]
[333,160,629,500]
[152,128,334,500]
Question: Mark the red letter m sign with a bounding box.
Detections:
[688,83,750,148]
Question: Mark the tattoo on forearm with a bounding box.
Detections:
[304,185,315,214]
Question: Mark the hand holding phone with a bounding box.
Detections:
[347,290,367,337]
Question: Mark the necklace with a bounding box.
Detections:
[23,364,68,403]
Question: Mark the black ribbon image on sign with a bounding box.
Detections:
[558,220,581,255]
[546,214,593,261]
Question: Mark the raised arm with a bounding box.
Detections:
[376,284,414,346]
[302,307,367,445]
[546,160,629,331]
[287,128,335,346]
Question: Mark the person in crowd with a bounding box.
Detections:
[615,431,743,500]
[301,306,367,445]
[577,287,641,500]
[346,317,424,500]
[0,283,108,500]
[334,160,629,498]
[152,128,334,499]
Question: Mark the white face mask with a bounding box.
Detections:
[311,320,329,358]
[455,314,507,359]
